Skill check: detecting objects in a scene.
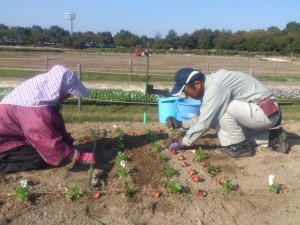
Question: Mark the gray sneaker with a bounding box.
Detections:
[215,141,253,158]
[268,127,289,154]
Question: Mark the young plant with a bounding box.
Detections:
[14,185,30,201]
[268,174,282,194]
[115,151,127,164]
[65,185,83,201]
[269,183,282,194]
[167,181,182,194]
[114,137,125,152]
[151,141,162,153]
[122,185,133,196]
[205,162,219,176]
[158,154,168,163]
[145,129,153,134]
[218,178,233,196]
[164,164,176,177]
[115,127,123,136]
[117,167,128,179]
[89,127,95,135]
[195,151,208,162]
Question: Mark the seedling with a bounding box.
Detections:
[218,178,233,196]
[115,152,127,164]
[65,185,83,201]
[89,127,95,135]
[205,162,219,176]
[14,185,30,201]
[145,129,153,134]
[114,137,125,152]
[195,151,208,162]
[167,181,182,194]
[115,127,123,136]
[151,141,162,153]
[269,183,282,194]
[158,154,168,163]
[117,167,128,179]
[122,185,133,196]
[164,164,176,177]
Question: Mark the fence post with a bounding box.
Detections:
[273,63,277,82]
[249,68,253,76]
[77,64,82,112]
[129,58,132,82]
[207,62,210,74]
[44,55,47,72]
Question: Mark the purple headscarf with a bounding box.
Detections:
[1,65,89,107]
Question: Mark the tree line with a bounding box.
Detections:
[0,21,300,55]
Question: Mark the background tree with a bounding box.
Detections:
[113,29,140,47]
[213,30,235,50]
[95,31,114,47]
[178,33,197,49]
[192,29,215,49]
[1,21,300,54]
[153,31,163,48]
[163,29,178,49]
[45,26,68,44]
[285,21,300,32]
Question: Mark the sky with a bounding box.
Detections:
[1,0,300,38]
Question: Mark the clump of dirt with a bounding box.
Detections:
[0,121,300,225]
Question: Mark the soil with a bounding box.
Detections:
[0,120,300,225]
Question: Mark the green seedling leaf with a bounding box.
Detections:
[65,185,83,201]
[205,162,219,176]
[122,185,133,196]
[151,141,162,153]
[158,154,168,163]
[167,181,182,194]
[14,185,30,201]
[115,152,127,164]
[195,151,208,162]
[269,183,282,194]
[117,167,128,179]
[164,164,176,177]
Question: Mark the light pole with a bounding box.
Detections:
[64,12,76,35]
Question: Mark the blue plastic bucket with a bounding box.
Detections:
[175,98,201,121]
[158,97,180,123]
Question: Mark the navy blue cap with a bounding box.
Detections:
[169,67,203,96]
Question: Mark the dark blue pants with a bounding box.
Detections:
[0,145,44,173]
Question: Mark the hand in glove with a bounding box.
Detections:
[166,116,182,129]
[74,150,96,164]
[168,139,185,151]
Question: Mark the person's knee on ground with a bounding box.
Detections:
[0,146,44,173]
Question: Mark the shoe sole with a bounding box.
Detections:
[231,151,253,158]
[214,149,253,158]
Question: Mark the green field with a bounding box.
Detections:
[61,104,300,124]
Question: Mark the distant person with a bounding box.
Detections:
[0,65,95,173]
[166,68,288,158]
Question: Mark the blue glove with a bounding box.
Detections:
[168,139,184,151]
[166,116,182,129]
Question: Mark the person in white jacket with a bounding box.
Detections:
[166,67,288,158]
